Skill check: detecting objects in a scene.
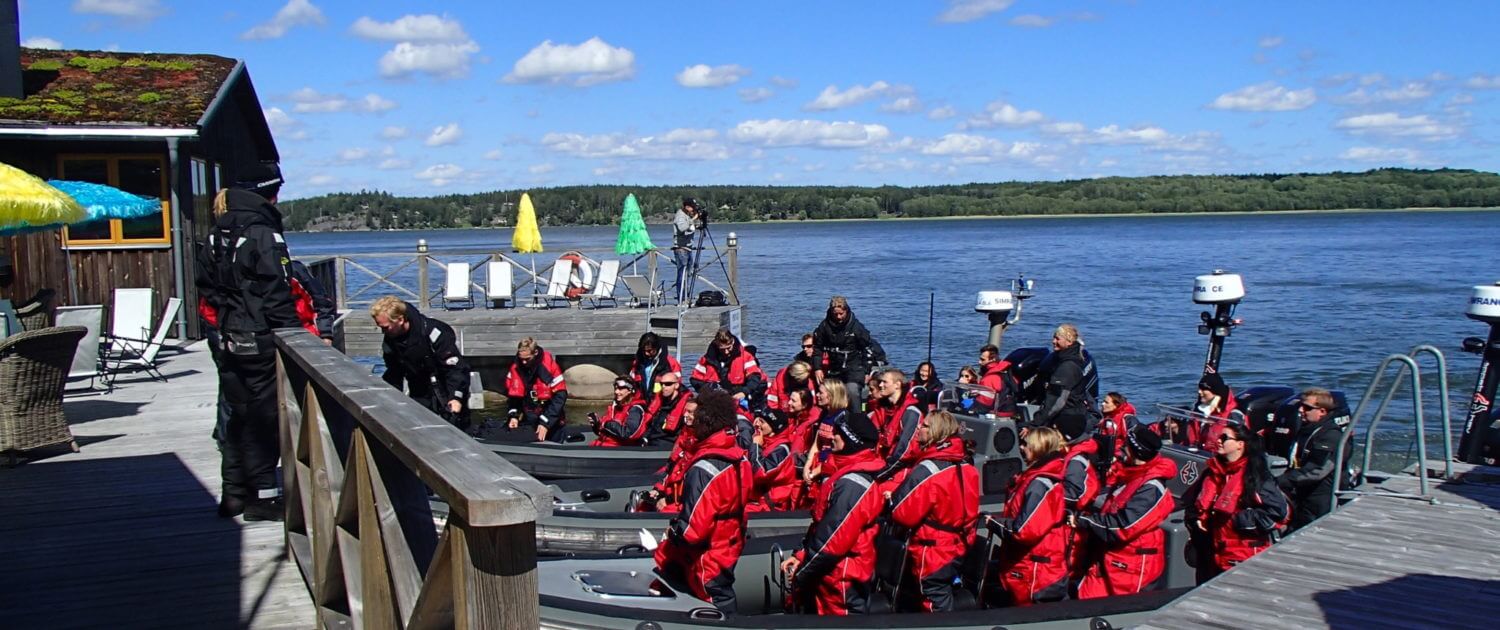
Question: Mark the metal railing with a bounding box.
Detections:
[274,329,552,628]
[1331,344,1455,510]
[302,240,739,312]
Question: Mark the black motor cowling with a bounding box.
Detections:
[1004,346,1100,405]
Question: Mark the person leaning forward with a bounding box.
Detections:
[201,161,299,522]
[371,296,473,432]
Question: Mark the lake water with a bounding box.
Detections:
[288,209,1500,463]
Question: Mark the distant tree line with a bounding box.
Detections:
[281,168,1500,232]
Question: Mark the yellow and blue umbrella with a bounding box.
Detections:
[0,163,86,235]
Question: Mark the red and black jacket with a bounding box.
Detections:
[1063,438,1102,511]
[1186,455,1290,570]
[766,366,815,412]
[748,429,800,511]
[628,349,682,404]
[651,431,700,510]
[793,448,885,605]
[691,339,767,401]
[592,395,648,447]
[976,360,1017,416]
[990,453,1071,605]
[889,437,980,579]
[871,391,925,481]
[654,431,750,602]
[505,347,567,430]
[644,390,693,444]
[1076,456,1178,598]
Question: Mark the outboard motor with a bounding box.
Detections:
[1458,281,1500,465]
[1193,270,1245,380]
[974,274,1035,350]
[1234,386,1298,437]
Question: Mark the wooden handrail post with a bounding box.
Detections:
[416,240,429,309]
[726,232,739,305]
[451,515,538,629]
[335,257,348,310]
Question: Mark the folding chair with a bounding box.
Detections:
[442,262,475,310]
[55,305,107,393]
[109,297,181,383]
[485,260,514,308]
[108,288,155,357]
[588,259,621,308]
[532,259,573,308]
[620,274,662,308]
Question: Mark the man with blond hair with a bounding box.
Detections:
[371,296,472,433]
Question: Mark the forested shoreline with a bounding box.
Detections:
[283,168,1500,232]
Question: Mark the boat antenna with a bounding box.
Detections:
[974,274,1035,351]
[927,291,935,362]
[1192,269,1246,382]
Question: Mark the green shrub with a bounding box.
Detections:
[69,57,123,72]
[136,92,163,104]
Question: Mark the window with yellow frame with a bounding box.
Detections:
[60,155,171,247]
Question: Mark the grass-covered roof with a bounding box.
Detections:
[0,48,238,127]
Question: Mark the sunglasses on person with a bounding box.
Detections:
[1299,403,1324,412]
[1218,433,1242,443]
[802,344,814,349]
[660,380,680,386]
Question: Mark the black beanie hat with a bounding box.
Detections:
[234,161,284,193]
[1198,372,1229,399]
[760,409,789,434]
[835,411,880,452]
[1055,414,1088,443]
[1125,426,1163,460]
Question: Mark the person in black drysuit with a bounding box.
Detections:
[812,296,886,404]
[1277,387,1350,531]
[1030,323,1095,439]
[372,297,473,433]
[201,162,299,521]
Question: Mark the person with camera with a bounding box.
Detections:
[639,396,699,512]
[812,296,886,404]
[372,296,473,432]
[504,337,568,442]
[672,198,702,303]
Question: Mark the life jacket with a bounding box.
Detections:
[889,437,980,579]
[1191,391,1239,450]
[1195,456,1289,570]
[796,447,886,611]
[653,431,750,604]
[996,454,1071,606]
[976,360,1020,416]
[790,406,824,455]
[766,366,815,412]
[629,349,682,403]
[1063,438,1102,511]
[505,347,566,413]
[1102,402,1136,456]
[692,340,762,390]
[1077,456,1177,599]
[748,429,800,511]
[871,389,922,461]
[592,396,648,447]
[652,431,700,510]
[645,390,693,444]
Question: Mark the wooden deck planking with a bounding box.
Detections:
[1136,463,1500,630]
[0,345,317,629]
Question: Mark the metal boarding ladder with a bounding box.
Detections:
[1330,344,1455,511]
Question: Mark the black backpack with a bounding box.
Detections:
[694,290,727,307]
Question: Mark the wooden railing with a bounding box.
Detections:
[302,239,740,311]
[274,329,551,629]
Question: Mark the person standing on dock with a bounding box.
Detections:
[812,296,886,404]
[505,337,569,442]
[370,297,473,432]
[201,161,299,521]
[1277,387,1350,531]
[671,198,701,303]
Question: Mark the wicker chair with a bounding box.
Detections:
[0,326,87,464]
[15,288,57,331]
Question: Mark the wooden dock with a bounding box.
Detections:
[0,344,316,629]
[1135,462,1500,630]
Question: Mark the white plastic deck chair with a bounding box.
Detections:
[485,260,514,309]
[620,275,661,308]
[56,305,106,392]
[442,262,475,310]
[110,297,181,383]
[587,260,621,308]
[108,288,155,356]
[532,259,573,308]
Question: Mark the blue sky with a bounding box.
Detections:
[19,1,1500,199]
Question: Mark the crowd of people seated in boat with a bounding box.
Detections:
[481,295,1349,615]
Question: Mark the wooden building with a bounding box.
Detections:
[0,34,280,338]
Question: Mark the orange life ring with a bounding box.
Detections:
[559,251,594,299]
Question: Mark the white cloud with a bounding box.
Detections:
[728,119,891,149]
[380,126,408,139]
[770,76,799,88]
[414,163,464,186]
[1336,81,1434,105]
[241,0,325,41]
[263,107,308,141]
[425,123,463,146]
[963,100,1045,128]
[306,174,337,187]
[921,134,1046,164]
[379,41,481,79]
[1207,82,1316,111]
[805,81,912,111]
[882,96,924,113]
[1009,14,1054,28]
[1340,146,1422,163]
[676,64,751,88]
[484,149,504,160]
[350,14,470,42]
[336,148,370,163]
[936,0,1015,24]
[529,163,555,175]
[71,0,164,20]
[739,87,774,103]
[504,37,635,86]
[1465,74,1500,90]
[377,158,412,170]
[21,37,63,50]
[1258,36,1284,49]
[541,129,729,160]
[1335,112,1458,139]
[927,105,956,120]
[1041,121,1085,135]
[287,88,398,113]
